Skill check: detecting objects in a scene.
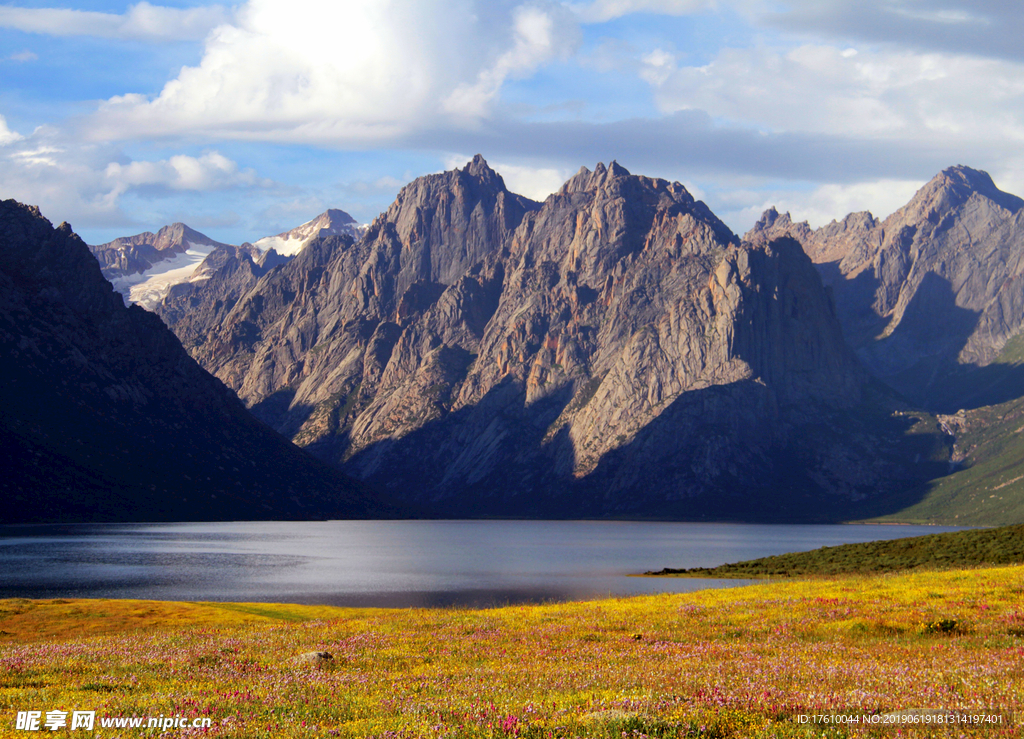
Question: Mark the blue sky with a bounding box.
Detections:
[2,0,1023,245]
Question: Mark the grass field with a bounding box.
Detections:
[645,524,1024,578]
[2,566,1023,737]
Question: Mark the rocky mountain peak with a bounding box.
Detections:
[379,156,525,227]
[607,160,629,177]
[88,222,231,308]
[144,162,926,520]
[328,158,538,325]
[0,201,121,317]
[322,208,356,226]
[253,207,362,257]
[559,160,635,195]
[753,206,790,232]
[96,222,219,255]
[463,153,501,182]
[902,165,1024,222]
[745,164,1024,409]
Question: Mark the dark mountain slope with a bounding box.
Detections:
[0,200,393,523]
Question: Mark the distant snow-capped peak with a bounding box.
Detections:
[253,208,365,257]
[92,209,363,309]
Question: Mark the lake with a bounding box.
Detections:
[0,520,963,608]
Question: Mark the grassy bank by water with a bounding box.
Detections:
[2,566,1023,737]
[645,524,1024,579]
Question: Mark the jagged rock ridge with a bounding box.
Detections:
[0,199,391,523]
[747,165,1024,410]
[156,157,934,519]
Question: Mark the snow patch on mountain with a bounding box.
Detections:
[99,209,362,309]
[111,241,217,309]
[253,209,364,256]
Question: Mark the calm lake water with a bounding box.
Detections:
[0,521,963,608]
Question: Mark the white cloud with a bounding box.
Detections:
[644,43,1024,144]
[0,2,230,41]
[493,162,572,201]
[570,0,715,23]
[8,50,38,62]
[0,125,271,229]
[639,48,675,85]
[0,129,126,226]
[86,0,578,144]
[0,115,22,146]
[105,151,269,193]
[444,3,579,118]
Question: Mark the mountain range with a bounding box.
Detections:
[6,158,1024,524]
[150,157,945,519]
[747,166,1024,412]
[0,199,391,523]
[87,209,363,311]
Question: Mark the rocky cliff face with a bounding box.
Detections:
[747,166,1024,410]
[156,242,285,358]
[0,199,390,523]
[156,157,925,519]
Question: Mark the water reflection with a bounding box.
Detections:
[0,520,963,608]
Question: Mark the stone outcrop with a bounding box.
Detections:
[747,166,1024,410]
[154,157,930,519]
[0,199,390,523]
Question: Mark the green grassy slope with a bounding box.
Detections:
[646,523,1024,577]
[870,335,1024,526]
[875,399,1024,525]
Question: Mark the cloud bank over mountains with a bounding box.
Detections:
[0,0,1022,241]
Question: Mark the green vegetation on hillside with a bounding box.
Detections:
[645,524,1024,578]
[876,393,1024,526]
[867,331,1024,526]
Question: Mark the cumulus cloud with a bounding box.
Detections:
[10,0,1023,237]
[490,161,573,201]
[0,121,271,229]
[105,151,269,193]
[0,2,230,42]
[0,129,128,226]
[443,3,579,118]
[86,0,578,144]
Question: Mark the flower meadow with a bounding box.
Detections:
[2,567,1023,738]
